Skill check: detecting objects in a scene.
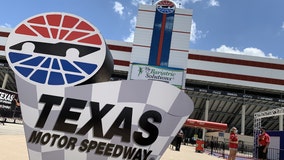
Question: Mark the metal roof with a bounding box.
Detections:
[185,80,284,137]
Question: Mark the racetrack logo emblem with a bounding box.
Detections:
[156,0,176,14]
[6,12,106,86]
[5,12,194,160]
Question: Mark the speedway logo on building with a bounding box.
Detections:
[156,0,176,14]
[5,11,193,160]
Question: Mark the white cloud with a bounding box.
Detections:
[131,0,150,7]
[172,0,192,8]
[281,22,284,30]
[124,31,135,42]
[113,1,124,16]
[0,23,12,28]
[123,16,137,42]
[191,0,202,3]
[208,0,219,7]
[190,20,206,43]
[211,45,278,59]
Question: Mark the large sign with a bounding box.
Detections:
[6,12,112,86]
[130,64,184,88]
[5,12,193,160]
[156,0,176,14]
[0,88,20,120]
[0,88,17,108]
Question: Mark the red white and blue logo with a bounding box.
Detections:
[6,12,194,160]
[5,12,106,87]
[156,0,176,14]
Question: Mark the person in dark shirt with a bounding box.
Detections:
[175,129,184,151]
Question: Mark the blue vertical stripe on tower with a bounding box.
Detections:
[148,11,163,66]
[148,9,175,66]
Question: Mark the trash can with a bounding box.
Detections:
[195,139,204,152]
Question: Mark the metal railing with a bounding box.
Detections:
[0,107,22,123]
[203,140,284,160]
[257,147,284,160]
[204,140,254,159]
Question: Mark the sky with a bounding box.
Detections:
[1,0,284,59]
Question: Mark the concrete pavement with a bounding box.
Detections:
[0,123,223,160]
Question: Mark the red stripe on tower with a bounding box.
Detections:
[156,14,167,66]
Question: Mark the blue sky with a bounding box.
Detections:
[1,0,284,59]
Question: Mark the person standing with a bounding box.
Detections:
[258,127,270,160]
[228,127,238,160]
[175,129,184,151]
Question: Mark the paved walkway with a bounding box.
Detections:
[0,123,223,160]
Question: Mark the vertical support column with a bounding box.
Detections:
[281,94,284,131]
[202,99,209,140]
[253,116,261,158]
[241,104,246,135]
[1,72,9,89]
[280,114,283,131]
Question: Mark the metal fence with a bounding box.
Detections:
[257,147,284,160]
[0,106,22,123]
[204,140,284,160]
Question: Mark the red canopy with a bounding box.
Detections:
[184,119,227,131]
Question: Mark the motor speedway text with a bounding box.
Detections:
[27,94,163,159]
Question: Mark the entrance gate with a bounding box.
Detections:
[253,107,284,158]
